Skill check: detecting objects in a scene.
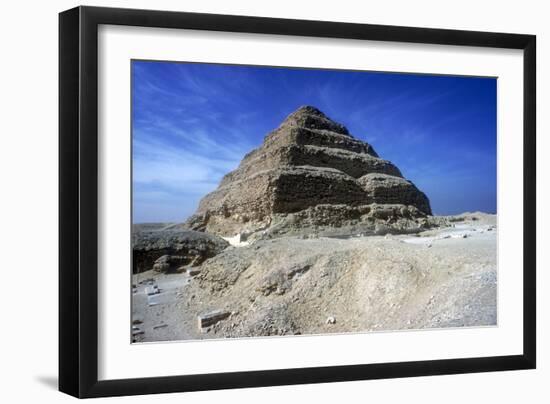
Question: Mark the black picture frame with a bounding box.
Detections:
[59,5,536,398]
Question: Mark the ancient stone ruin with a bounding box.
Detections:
[132,228,229,274]
[186,106,432,237]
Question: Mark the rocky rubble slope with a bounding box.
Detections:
[132,229,229,274]
[132,214,497,342]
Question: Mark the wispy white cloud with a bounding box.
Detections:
[133,134,244,188]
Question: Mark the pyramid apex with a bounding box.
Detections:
[282,105,350,136]
[293,105,326,116]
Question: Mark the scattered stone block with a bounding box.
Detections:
[146,285,159,296]
[326,316,336,325]
[198,310,231,329]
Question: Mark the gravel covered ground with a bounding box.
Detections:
[132,213,497,343]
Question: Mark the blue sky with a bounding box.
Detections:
[132,60,496,223]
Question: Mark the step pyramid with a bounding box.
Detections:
[185,106,431,236]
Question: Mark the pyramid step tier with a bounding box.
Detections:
[198,166,431,219]
[220,144,402,187]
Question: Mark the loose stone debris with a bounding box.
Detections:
[197,310,231,329]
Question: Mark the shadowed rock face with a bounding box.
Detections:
[186,106,432,235]
[132,229,229,274]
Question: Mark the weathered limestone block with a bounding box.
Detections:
[197,310,231,329]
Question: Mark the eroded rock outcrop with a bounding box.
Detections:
[132,229,229,274]
[185,106,432,237]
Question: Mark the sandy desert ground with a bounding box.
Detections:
[132,213,496,343]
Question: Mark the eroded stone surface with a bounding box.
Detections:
[197,310,231,329]
[132,229,229,274]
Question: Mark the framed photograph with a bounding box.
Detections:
[59,6,536,398]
